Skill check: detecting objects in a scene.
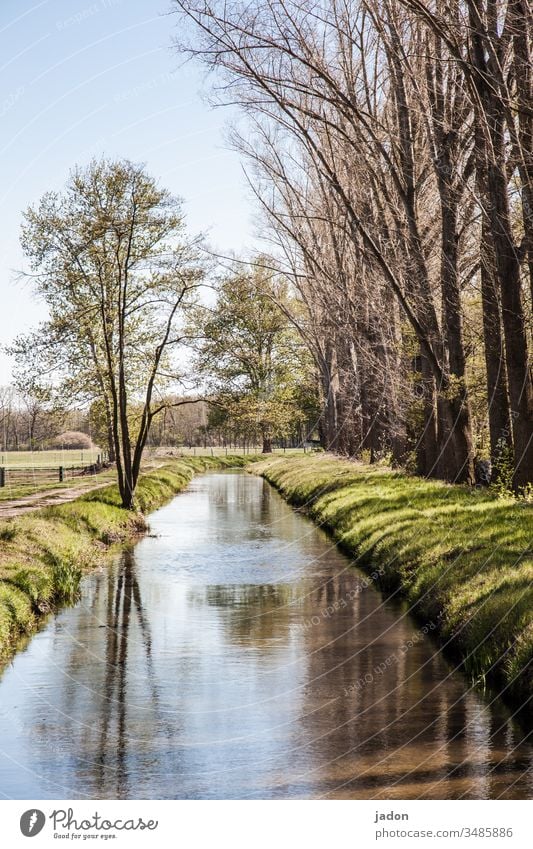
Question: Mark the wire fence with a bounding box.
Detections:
[159,445,310,457]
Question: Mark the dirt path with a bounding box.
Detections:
[0,459,169,520]
[0,479,113,519]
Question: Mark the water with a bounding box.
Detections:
[0,471,531,799]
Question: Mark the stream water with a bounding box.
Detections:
[0,471,531,799]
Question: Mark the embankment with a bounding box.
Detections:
[254,455,533,710]
[0,456,252,660]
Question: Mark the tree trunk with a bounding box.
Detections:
[438,195,475,484]
[513,0,533,310]
[480,218,513,475]
[322,337,341,452]
[436,395,474,483]
[106,423,116,464]
[487,159,533,489]
[416,355,439,478]
[262,432,272,453]
[468,10,533,489]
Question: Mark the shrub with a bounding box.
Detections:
[49,431,95,450]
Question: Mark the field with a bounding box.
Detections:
[0,449,105,504]
[1,447,306,466]
[0,449,102,467]
[157,445,308,458]
[0,446,307,504]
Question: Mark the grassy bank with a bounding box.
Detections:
[255,455,533,709]
[0,455,251,660]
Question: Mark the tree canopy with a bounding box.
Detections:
[11,158,204,507]
[192,264,318,452]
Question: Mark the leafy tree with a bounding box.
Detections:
[11,158,204,508]
[193,264,317,452]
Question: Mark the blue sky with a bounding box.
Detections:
[0,0,255,382]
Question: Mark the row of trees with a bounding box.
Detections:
[0,385,304,456]
[6,0,532,503]
[0,386,89,451]
[176,0,533,490]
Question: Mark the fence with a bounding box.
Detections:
[169,446,309,457]
[0,459,103,488]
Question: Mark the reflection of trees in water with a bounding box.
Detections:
[56,551,176,797]
[286,571,533,798]
[95,549,178,795]
[97,551,135,790]
[207,474,289,539]
[201,582,296,646]
[198,558,533,798]
[50,473,533,799]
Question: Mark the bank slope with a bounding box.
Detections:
[255,455,533,710]
[0,456,252,659]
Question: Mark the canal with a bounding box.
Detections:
[0,471,531,799]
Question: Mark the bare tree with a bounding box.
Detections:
[174,0,531,487]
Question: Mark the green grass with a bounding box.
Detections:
[0,447,308,467]
[254,454,533,710]
[0,448,109,502]
[0,468,118,502]
[174,446,308,456]
[0,447,304,501]
[0,449,102,467]
[0,454,254,661]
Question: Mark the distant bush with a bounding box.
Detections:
[49,431,94,450]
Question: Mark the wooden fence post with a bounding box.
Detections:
[59,466,64,482]
[0,468,4,488]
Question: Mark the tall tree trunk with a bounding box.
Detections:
[512,0,533,309]
[322,338,341,452]
[439,197,475,484]
[480,216,513,474]
[102,392,116,463]
[486,158,533,489]
[416,355,439,477]
[107,425,116,464]
[468,8,533,489]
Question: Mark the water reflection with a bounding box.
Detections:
[0,472,531,799]
[95,551,168,795]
